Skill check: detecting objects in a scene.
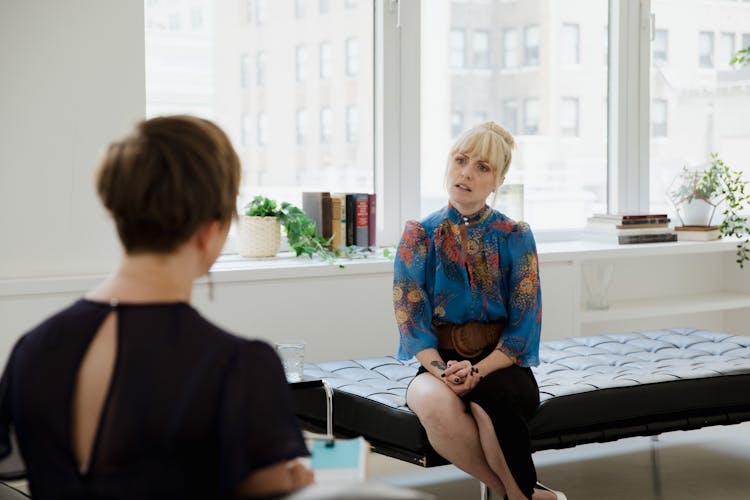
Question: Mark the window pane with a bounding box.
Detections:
[146,0,375,208]
[650,0,750,215]
[472,30,490,68]
[653,29,668,64]
[421,1,609,229]
[450,29,466,68]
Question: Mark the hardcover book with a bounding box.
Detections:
[355,193,369,248]
[675,225,721,241]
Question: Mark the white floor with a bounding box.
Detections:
[369,421,750,499]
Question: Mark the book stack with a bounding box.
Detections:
[302,192,376,249]
[586,213,677,244]
[675,225,721,241]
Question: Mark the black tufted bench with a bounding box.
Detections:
[291,327,750,467]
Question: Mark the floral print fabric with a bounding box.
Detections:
[393,204,542,367]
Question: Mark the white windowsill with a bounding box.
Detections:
[0,236,742,298]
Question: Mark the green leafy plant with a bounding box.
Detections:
[243,196,337,263]
[730,46,750,66]
[670,154,749,267]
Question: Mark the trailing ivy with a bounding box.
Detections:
[710,154,750,268]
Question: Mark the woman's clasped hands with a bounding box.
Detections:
[440,359,480,396]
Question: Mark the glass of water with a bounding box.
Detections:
[275,342,306,383]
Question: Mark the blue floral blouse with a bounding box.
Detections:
[393,204,542,367]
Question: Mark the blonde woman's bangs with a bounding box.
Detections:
[450,129,504,175]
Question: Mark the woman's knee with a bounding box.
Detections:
[407,378,464,427]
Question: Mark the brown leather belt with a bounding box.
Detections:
[434,321,503,358]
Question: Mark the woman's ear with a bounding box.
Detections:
[496,175,506,190]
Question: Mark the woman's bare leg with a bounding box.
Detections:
[471,402,557,500]
[406,373,506,497]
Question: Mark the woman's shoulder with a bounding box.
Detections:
[486,209,533,236]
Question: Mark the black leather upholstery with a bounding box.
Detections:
[292,328,750,466]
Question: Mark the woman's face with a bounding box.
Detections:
[447,151,502,214]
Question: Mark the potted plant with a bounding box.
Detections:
[238,195,336,262]
[668,153,749,267]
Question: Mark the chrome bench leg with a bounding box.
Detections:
[480,481,489,500]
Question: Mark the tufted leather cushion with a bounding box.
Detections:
[292,328,750,466]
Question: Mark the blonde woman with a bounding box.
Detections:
[393,122,565,500]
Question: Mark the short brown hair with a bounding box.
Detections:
[96,115,241,254]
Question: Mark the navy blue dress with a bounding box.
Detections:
[0,299,308,499]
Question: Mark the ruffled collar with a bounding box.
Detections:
[445,203,492,226]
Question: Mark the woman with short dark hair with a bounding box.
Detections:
[0,115,313,499]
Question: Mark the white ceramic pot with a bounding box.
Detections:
[237,216,281,257]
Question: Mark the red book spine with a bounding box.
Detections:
[355,193,369,247]
[368,193,376,247]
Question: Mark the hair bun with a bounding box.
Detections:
[482,121,515,150]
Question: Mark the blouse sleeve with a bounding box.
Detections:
[393,220,436,360]
[218,339,309,491]
[497,222,542,367]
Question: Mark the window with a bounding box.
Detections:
[296,45,307,82]
[744,33,750,50]
[346,106,358,143]
[346,38,359,76]
[523,25,539,66]
[502,99,518,134]
[295,0,306,18]
[651,99,667,138]
[319,42,332,79]
[451,111,463,138]
[450,29,466,68]
[560,98,579,136]
[523,98,539,134]
[472,31,490,68]
[720,32,735,68]
[245,0,253,24]
[240,53,249,88]
[561,23,580,65]
[319,0,330,15]
[502,28,518,69]
[257,112,268,146]
[650,0,750,215]
[191,8,204,29]
[241,112,251,146]
[346,0,357,8]
[319,107,332,143]
[699,31,714,68]
[255,0,267,25]
[420,2,608,228]
[168,13,180,31]
[653,29,668,64]
[256,51,267,86]
[296,109,307,145]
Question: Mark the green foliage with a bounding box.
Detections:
[242,195,396,265]
[243,196,336,263]
[730,46,750,67]
[709,154,750,268]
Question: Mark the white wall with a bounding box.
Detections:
[0,0,145,280]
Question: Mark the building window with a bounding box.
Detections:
[256,52,267,87]
[346,106,358,143]
[472,31,490,68]
[743,33,750,51]
[346,38,359,76]
[240,53,249,88]
[720,32,735,68]
[653,29,668,64]
[295,0,306,18]
[241,112,251,146]
[523,25,540,66]
[296,109,307,145]
[450,29,466,68]
[346,0,357,8]
[191,8,204,30]
[245,0,253,24]
[255,0,267,25]
[320,107,333,143]
[257,112,268,145]
[319,42,332,79]
[168,13,180,31]
[451,111,463,138]
[699,31,714,68]
[560,97,579,137]
[501,99,518,134]
[296,45,307,82]
[561,23,580,65]
[473,112,487,125]
[651,99,667,138]
[319,0,330,15]
[523,98,539,135]
[502,28,518,68]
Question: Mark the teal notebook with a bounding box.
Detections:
[307,435,369,481]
